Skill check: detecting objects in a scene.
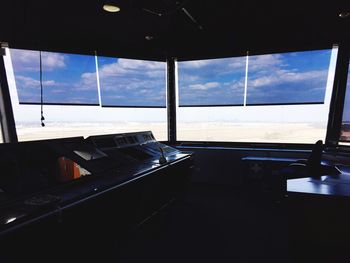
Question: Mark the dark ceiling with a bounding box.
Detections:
[0,0,349,61]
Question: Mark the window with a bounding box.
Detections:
[4,49,167,142]
[178,57,246,106]
[98,56,166,107]
[177,47,338,143]
[247,50,332,105]
[10,49,99,105]
[2,46,339,144]
[339,60,350,142]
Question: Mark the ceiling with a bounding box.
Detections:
[0,0,349,61]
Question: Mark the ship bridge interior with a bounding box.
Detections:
[0,1,350,262]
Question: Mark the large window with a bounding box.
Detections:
[1,46,340,144]
[4,49,167,142]
[178,57,246,106]
[339,59,350,142]
[177,47,338,143]
[98,56,166,107]
[246,50,331,105]
[11,49,99,105]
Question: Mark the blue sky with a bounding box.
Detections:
[11,48,333,109]
[4,46,338,144]
[247,50,331,104]
[178,49,332,105]
[11,49,99,104]
[97,57,166,107]
[10,49,166,106]
[178,57,246,105]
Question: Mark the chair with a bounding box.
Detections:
[282,140,339,179]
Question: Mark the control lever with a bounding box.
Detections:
[158,146,167,164]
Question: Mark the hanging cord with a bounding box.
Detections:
[40,51,45,127]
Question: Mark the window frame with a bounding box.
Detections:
[325,44,350,146]
[335,59,350,143]
[0,44,347,148]
[175,46,339,145]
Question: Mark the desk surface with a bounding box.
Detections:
[241,156,299,162]
[241,156,335,166]
[0,152,192,237]
[287,174,350,197]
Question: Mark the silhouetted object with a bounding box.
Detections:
[41,115,45,127]
[158,146,167,164]
[40,51,45,127]
[304,139,323,177]
[282,140,340,180]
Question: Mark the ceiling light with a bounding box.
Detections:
[339,12,350,18]
[103,4,121,13]
[145,35,154,41]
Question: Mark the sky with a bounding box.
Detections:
[178,49,332,105]
[97,56,166,107]
[11,48,332,107]
[11,49,99,104]
[10,49,167,106]
[178,56,246,105]
[3,47,338,125]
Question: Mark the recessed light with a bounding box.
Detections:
[145,35,154,41]
[339,12,350,18]
[103,4,121,13]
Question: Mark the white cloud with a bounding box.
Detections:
[10,49,66,71]
[98,59,165,77]
[179,74,200,82]
[249,69,326,88]
[179,57,246,71]
[103,95,126,100]
[178,60,212,69]
[98,62,128,77]
[248,54,284,72]
[146,70,165,78]
[42,52,66,70]
[16,75,56,88]
[98,59,164,80]
[140,89,152,94]
[78,72,98,91]
[228,58,247,70]
[50,89,66,94]
[189,82,220,90]
[96,59,166,100]
[229,80,245,90]
[122,79,163,91]
[118,59,164,70]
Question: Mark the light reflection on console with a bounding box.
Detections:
[5,217,16,224]
[1,212,26,225]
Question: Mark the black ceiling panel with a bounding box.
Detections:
[0,0,349,60]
